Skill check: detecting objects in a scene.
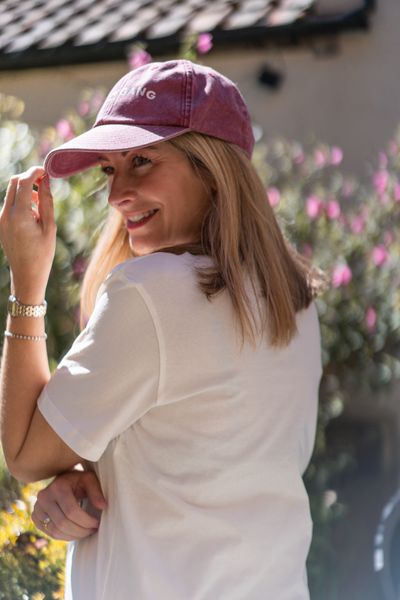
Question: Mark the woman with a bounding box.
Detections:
[0,60,323,599]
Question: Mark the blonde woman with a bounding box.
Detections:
[0,60,323,600]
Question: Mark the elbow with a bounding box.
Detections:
[3,455,44,484]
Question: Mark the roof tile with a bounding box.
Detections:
[147,4,194,39]
[224,0,273,29]
[109,7,159,42]
[188,1,233,32]
[0,0,318,62]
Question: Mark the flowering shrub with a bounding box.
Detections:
[0,451,66,600]
[255,138,400,596]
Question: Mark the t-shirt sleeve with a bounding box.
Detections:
[37,270,160,462]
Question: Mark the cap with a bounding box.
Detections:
[44,59,255,179]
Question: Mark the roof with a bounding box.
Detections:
[0,0,374,70]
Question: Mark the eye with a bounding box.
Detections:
[132,156,150,167]
[101,165,114,176]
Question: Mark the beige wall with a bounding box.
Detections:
[0,1,399,179]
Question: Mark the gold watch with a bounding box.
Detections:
[7,295,47,317]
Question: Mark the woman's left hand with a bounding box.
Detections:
[0,167,56,303]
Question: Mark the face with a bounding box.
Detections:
[99,142,210,256]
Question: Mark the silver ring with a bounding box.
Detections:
[43,516,51,530]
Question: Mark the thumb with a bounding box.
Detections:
[82,473,108,511]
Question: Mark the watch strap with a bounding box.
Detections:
[7,295,47,318]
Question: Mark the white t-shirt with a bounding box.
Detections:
[38,252,322,600]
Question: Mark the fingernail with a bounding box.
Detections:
[99,499,108,508]
[43,174,50,188]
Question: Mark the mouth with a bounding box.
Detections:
[126,209,158,230]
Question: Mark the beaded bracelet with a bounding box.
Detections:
[4,330,47,341]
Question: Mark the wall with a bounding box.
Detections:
[0,2,399,180]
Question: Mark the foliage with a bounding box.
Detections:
[0,456,66,600]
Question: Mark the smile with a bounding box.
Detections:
[127,209,158,230]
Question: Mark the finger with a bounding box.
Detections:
[37,484,101,530]
[14,167,46,212]
[32,501,99,541]
[37,175,55,230]
[1,177,19,214]
[81,472,108,511]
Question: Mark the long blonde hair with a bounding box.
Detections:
[81,132,324,346]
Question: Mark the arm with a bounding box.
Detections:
[0,167,81,482]
[32,470,108,541]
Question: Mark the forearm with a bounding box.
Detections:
[0,298,51,472]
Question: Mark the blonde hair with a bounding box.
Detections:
[80,132,324,346]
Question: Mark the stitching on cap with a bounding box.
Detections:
[181,60,192,128]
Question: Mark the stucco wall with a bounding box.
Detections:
[0,1,399,180]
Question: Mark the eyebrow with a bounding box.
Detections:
[98,146,159,162]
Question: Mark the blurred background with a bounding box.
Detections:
[1,1,400,599]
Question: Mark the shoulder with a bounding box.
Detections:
[107,252,209,291]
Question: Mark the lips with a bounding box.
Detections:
[126,209,158,230]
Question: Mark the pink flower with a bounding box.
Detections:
[128,49,152,70]
[342,180,353,198]
[332,264,352,287]
[379,151,388,168]
[372,245,388,266]
[197,33,213,54]
[394,182,400,201]
[384,231,393,246]
[365,307,376,332]
[302,243,312,258]
[56,119,74,141]
[331,146,343,166]
[327,200,340,219]
[389,141,398,156]
[373,170,389,196]
[78,102,89,117]
[314,148,328,167]
[293,150,304,165]
[267,187,280,207]
[351,215,365,234]
[91,92,105,109]
[306,195,323,219]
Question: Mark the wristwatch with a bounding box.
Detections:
[7,295,47,317]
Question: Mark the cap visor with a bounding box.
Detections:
[44,124,190,178]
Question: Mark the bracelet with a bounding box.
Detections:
[7,295,47,318]
[4,330,47,341]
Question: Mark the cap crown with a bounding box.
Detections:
[94,60,254,157]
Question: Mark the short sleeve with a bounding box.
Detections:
[38,270,160,462]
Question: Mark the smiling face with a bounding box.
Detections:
[99,142,211,256]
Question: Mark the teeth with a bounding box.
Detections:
[128,209,157,224]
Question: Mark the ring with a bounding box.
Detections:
[43,517,51,530]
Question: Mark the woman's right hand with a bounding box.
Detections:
[31,470,108,541]
[0,166,56,304]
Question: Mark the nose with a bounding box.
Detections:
[107,173,138,209]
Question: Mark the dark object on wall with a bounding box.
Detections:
[259,65,284,90]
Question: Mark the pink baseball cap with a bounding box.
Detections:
[44,59,255,179]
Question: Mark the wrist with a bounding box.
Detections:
[7,295,47,318]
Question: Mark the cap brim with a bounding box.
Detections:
[44,124,190,178]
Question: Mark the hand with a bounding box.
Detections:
[0,167,56,303]
[31,470,108,541]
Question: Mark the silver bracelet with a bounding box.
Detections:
[4,330,47,341]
